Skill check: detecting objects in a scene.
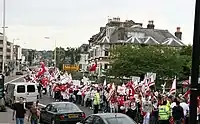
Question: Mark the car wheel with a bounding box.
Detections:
[51,119,55,124]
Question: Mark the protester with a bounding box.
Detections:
[93,89,100,114]
[172,101,184,124]
[12,97,26,124]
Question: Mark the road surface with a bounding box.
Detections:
[0,75,93,124]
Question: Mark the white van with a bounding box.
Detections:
[4,82,39,108]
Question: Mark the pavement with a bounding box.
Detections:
[0,75,93,124]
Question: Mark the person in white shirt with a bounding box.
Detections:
[180,98,189,123]
[170,98,177,109]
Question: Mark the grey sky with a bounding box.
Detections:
[0,0,196,50]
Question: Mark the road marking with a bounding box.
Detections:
[5,75,25,84]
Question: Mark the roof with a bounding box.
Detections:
[9,82,36,85]
[93,113,128,118]
[107,27,185,46]
[89,23,185,47]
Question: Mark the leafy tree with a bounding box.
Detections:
[179,45,192,79]
[108,45,188,81]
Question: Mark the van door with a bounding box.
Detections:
[26,84,38,103]
[15,85,26,102]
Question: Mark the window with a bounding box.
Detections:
[45,104,52,111]
[56,103,80,112]
[104,64,108,70]
[27,85,35,92]
[85,116,94,124]
[17,85,25,93]
[93,116,104,124]
[104,51,109,56]
[106,117,136,124]
[50,106,57,112]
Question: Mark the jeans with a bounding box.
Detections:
[31,119,38,124]
[16,118,24,124]
[174,120,182,124]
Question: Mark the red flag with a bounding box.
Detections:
[89,61,97,71]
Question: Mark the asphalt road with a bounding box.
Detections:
[0,75,93,124]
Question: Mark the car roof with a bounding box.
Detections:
[50,102,77,105]
[92,113,128,118]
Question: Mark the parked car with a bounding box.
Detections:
[40,102,86,124]
[76,113,137,124]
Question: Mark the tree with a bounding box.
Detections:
[108,45,188,81]
[65,47,81,64]
[179,45,192,79]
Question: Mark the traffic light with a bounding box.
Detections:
[0,74,5,99]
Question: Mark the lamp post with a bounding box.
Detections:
[2,0,6,74]
[44,37,56,68]
[190,0,200,123]
[12,38,19,70]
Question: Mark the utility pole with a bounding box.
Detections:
[189,0,200,123]
[2,0,6,74]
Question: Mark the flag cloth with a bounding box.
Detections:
[170,77,176,94]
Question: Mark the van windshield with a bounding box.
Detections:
[17,85,25,93]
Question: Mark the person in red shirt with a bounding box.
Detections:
[118,95,125,113]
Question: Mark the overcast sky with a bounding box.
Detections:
[0,0,196,50]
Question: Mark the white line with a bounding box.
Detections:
[5,75,25,84]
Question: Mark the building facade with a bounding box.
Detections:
[78,44,89,72]
[87,17,185,76]
[0,33,15,71]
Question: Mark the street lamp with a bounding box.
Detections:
[44,37,57,68]
[2,0,6,74]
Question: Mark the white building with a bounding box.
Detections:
[78,44,89,72]
[0,33,15,71]
[88,17,185,76]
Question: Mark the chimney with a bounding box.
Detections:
[175,27,182,40]
[100,27,104,32]
[147,20,155,29]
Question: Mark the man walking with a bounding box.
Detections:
[12,97,26,124]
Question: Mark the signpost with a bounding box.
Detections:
[63,64,79,71]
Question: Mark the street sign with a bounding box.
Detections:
[0,74,5,99]
[63,64,79,71]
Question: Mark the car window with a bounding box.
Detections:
[56,103,80,112]
[93,116,104,124]
[45,105,52,111]
[84,116,94,124]
[17,85,25,93]
[27,85,35,92]
[106,117,136,124]
[50,106,57,112]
